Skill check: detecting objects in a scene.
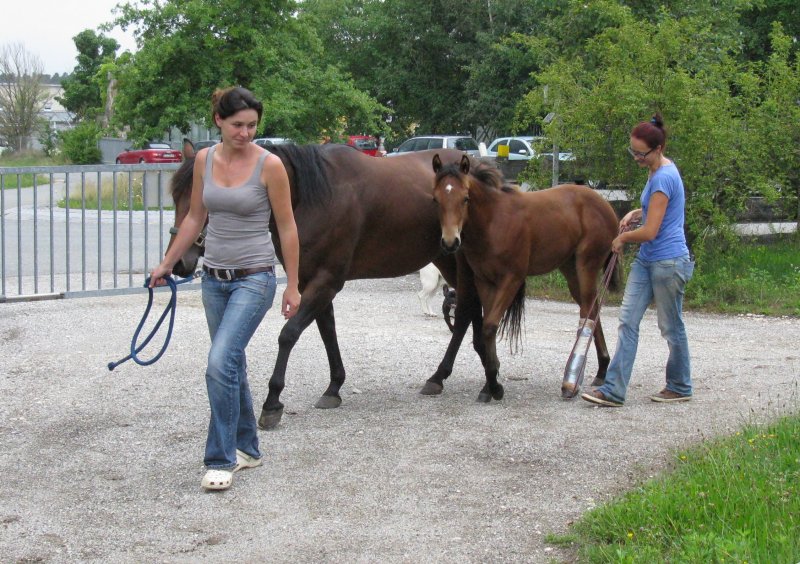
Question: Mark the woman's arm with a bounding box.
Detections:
[149,152,209,286]
[612,192,668,254]
[263,154,301,319]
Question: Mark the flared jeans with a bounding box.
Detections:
[597,255,694,404]
[201,271,276,469]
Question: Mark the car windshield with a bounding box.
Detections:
[147,143,171,149]
[354,139,377,150]
[450,138,478,151]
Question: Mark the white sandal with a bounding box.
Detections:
[234,449,263,472]
[201,469,233,491]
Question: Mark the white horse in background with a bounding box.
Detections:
[418,263,446,317]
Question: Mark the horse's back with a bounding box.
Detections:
[524,184,618,235]
[282,146,465,281]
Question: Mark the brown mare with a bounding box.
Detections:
[168,144,490,429]
[429,154,620,399]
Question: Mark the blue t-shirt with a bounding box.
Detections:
[638,163,689,261]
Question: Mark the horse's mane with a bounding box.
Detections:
[266,143,334,208]
[435,159,516,194]
[170,157,195,203]
[169,143,335,209]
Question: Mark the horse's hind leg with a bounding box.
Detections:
[314,301,346,408]
[590,316,610,387]
[560,261,611,386]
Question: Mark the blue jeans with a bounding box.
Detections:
[597,255,694,404]
[201,271,276,469]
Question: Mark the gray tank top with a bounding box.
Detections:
[202,144,277,269]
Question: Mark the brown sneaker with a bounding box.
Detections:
[650,388,691,403]
[581,389,623,407]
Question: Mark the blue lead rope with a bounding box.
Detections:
[108,274,198,371]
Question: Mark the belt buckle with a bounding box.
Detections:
[221,269,233,281]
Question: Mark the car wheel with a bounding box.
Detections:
[115,158,122,164]
[139,158,145,164]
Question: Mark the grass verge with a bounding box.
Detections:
[0,152,61,188]
[59,172,172,211]
[549,405,800,562]
[526,236,800,317]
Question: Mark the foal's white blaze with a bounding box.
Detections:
[440,183,462,247]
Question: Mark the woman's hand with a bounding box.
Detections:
[620,208,642,229]
[148,263,173,288]
[282,287,301,319]
[611,235,625,255]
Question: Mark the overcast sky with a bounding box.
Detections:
[6,0,138,75]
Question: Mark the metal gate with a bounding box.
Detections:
[0,163,189,302]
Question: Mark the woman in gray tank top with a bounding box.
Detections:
[150,87,301,491]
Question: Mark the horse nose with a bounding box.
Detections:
[440,237,460,254]
[172,258,193,277]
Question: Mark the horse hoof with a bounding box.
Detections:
[561,387,579,400]
[420,381,443,396]
[258,407,283,430]
[314,395,342,409]
[492,386,505,401]
[476,392,492,403]
[590,377,605,387]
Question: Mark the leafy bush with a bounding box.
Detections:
[59,121,102,164]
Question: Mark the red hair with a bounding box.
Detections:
[631,112,666,150]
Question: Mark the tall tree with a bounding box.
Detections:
[0,43,49,151]
[739,0,800,60]
[300,0,495,141]
[109,0,386,143]
[516,3,799,249]
[58,30,119,121]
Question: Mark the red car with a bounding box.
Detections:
[346,135,384,157]
[115,142,183,164]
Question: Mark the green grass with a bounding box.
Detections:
[526,236,800,317]
[550,405,800,562]
[59,172,173,211]
[0,151,61,188]
[688,238,800,316]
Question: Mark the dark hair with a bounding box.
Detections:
[630,112,666,150]
[211,87,263,123]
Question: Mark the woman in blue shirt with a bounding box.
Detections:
[582,113,695,407]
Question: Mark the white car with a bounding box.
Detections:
[485,136,543,160]
[254,137,293,147]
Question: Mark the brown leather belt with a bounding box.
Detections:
[202,264,274,281]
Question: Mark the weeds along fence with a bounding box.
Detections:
[0,163,185,302]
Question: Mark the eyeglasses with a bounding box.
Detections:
[627,146,654,159]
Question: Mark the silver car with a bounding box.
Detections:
[387,135,481,157]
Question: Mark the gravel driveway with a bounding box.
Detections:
[1,274,798,562]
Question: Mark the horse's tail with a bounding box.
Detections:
[604,251,622,292]
[266,144,334,208]
[498,281,526,354]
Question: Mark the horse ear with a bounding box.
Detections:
[460,154,470,175]
[432,154,442,173]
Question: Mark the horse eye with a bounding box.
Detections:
[463,197,470,204]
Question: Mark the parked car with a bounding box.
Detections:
[386,135,481,157]
[115,142,182,164]
[254,137,293,148]
[346,134,383,157]
[485,136,543,160]
[193,139,220,152]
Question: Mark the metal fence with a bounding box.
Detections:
[0,163,185,302]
